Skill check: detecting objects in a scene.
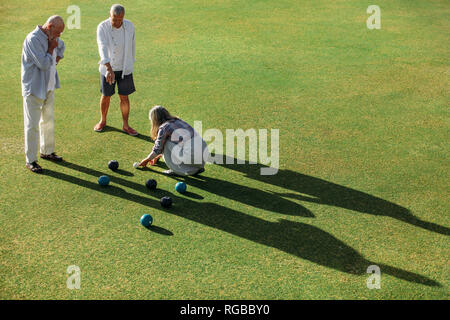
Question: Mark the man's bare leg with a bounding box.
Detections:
[119,94,137,135]
[94,95,111,131]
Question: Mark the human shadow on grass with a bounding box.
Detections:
[42,169,173,236]
[171,203,440,287]
[100,125,153,142]
[112,168,134,177]
[42,167,440,287]
[164,172,314,217]
[176,191,204,200]
[53,160,168,198]
[212,155,450,236]
[55,160,204,200]
[59,160,312,217]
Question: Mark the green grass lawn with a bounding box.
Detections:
[0,0,448,299]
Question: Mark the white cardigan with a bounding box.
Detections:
[97,19,136,78]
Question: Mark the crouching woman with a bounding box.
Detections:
[138,105,208,176]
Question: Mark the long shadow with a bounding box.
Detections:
[172,202,440,287]
[163,173,314,217]
[54,160,166,198]
[59,160,313,217]
[42,169,174,235]
[42,169,161,208]
[41,167,440,287]
[212,155,450,236]
[55,160,205,200]
[113,168,134,177]
[99,125,153,143]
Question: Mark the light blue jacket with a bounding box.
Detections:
[21,26,65,100]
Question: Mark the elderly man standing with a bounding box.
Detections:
[94,4,138,136]
[21,16,65,173]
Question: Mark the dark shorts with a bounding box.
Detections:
[100,71,136,96]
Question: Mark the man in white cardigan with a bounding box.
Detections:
[94,4,138,136]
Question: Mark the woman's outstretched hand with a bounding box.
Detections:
[149,154,162,166]
[138,159,150,167]
[139,154,161,167]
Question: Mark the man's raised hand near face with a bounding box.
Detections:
[47,38,58,54]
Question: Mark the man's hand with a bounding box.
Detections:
[48,38,58,54]
[104,63,115,85]
[106,69,115,85]
[56,56,62,64]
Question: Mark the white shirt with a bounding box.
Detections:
[96,19,136,78]
[47,50,57,92]
[110,25,125,71]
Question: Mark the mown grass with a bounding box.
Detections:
[0,0,448,299]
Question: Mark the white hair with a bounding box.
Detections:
[110,4,125,16]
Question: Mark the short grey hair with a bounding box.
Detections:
[110,4,125,16]
[44,15,64,27]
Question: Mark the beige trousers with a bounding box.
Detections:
[163,138,208,176]
[23,91,55,163]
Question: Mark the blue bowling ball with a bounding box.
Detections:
[140,214,153,227]
[98,175,110,186]
[175,182,187,193]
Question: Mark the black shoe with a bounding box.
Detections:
[40,152,63,162]
[26,161,43,173]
